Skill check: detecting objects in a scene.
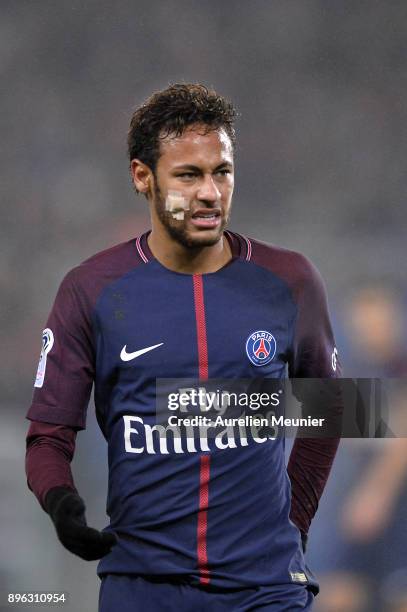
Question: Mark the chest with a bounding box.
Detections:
[93,264,296,381]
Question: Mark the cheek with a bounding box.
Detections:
[221,195,233,218]
[223,180,234,202]
[225,173,234,189]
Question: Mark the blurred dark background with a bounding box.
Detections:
[1,1,406,610]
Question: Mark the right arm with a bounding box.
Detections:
[25,268,115,559]
[25,421,77,509]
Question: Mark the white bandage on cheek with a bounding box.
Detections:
[165,190,190,221]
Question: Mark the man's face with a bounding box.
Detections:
[151,125,234,248]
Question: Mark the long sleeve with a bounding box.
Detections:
[287,256,342,534]
[25,420,77,509]
[287,437,340,534]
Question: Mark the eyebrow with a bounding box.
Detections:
[172,162,233,172]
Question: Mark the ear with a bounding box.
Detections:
[131,159,153,195]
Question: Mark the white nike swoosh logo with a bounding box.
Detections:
[120,343,164,362]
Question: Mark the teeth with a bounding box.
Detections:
[195,215,216,219]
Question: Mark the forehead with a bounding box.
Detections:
[157,126,233,168]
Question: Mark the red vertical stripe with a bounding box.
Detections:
[192,274,211,584]
[197,454,210,584]
[192,275,209,380]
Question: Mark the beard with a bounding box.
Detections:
[152,178,229,249]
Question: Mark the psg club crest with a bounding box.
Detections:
[246,330,276,367]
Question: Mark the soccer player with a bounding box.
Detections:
[26,84,341,611]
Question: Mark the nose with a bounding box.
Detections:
[196,174,221,204]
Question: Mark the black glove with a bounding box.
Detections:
[45,486,117,561]
[301,532,308,553]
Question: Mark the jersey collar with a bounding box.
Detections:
[136,230,252,264]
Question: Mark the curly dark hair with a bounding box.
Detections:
[127,83,237,172]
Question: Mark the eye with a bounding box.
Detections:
[215,169,231,177]
[177,172,196,179]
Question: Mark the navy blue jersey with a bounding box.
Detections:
[27,231,339,590]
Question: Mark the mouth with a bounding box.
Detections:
[190,208,222,229]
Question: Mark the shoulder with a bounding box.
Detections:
[78,238,140,277]
[247,236,324,297]
[55,239,142,305]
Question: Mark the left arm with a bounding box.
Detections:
[287,257,342,541]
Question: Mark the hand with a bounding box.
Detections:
[45,487,117,561]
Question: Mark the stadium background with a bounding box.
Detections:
[1,2,406,611]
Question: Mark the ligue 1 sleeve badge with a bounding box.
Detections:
[34,328,54,388]
[246,330,277,366]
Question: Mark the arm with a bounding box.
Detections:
[288,437,340,540]
[26,268,115,559]
[287,256,342,541]
[26,420,77,509]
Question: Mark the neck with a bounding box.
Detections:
[147,226,232,274]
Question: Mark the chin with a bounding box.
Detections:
[166,223,225,249]
[183,228,224,248]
